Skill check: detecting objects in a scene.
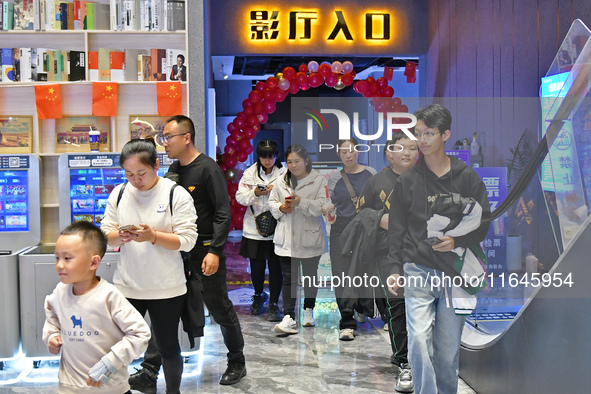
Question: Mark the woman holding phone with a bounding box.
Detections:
[101,137,197,394]
[268,144,328,334]
[236,139,284,321]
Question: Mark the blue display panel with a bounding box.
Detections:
[0,156,30,232]
[63,153,171,227]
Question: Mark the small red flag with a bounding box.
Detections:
[157,81,182,116]
[35,84,62,119]
[404,62,417,83]
[92,82,118,116]
[383,66,394,81]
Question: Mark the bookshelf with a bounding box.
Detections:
[0,0,188,245]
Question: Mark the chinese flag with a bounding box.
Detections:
[383,66,394,81]
[92,82,118,116]
[157,81,182,116]
[35,84,62,119]
[404,61,417,83]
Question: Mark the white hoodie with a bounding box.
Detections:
[268,169,328,258]
[235,163,284,241]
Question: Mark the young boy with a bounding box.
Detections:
[387,104,491,394]
[358,133,419,393]
[43,221,151,393]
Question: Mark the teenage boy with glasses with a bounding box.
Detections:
[386,104,491,394]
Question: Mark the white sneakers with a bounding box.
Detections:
[273,315,298,334]
[302,308,315,327]
[339,328,355,341]
[395,363,414,393]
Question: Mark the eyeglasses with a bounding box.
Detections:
[414,131,441,140]
[159,133,187,143]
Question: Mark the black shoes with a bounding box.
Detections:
[129,368,157,394]
[219,363,247,385]
[250,292,268,315]
[267,303,281,322]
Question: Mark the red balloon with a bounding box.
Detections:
[377,77,388,88]
[266,77,278,89]
[274,88,287,102]
[219,163,228,172]
[283,67,296,80]
[263,88,275,101]
[325,72,339,87]
[393,97,402,106]
[234,116,246,129]
[308,72,324,88]
[367,76,375,84]
[228,183,238,194]
[249,90,263,103]
[237,111,247,120]
[245,145,254,154]
[350,70,357,78]
[237,151,248,162]
[232,214,244,228]
[245,105,256,115]
[237,204,247,213]
[257,112,269,124]
[226,136,237,146]
[295,71,308,86]
[298,64,308,73]
[238,139,252,152]
[255,81,266,92]
[254,102,265,114]
[224,144,237,156]
[341,73,354,86]
[247,114,259,127]
[289,82,301,94]
[369,82,380,94]
[263,100,276,113]
[400,105,409,113]
[383,86,394,97]
[356,80,370,94]
[318,63,331,78]
[243,127,256,139]
[242,99,253,108]
[300,82,310,91]
[223,154,237,168]
[227,122,237,133]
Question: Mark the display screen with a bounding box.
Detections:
[0,169,29,232]
[69,167,169,226]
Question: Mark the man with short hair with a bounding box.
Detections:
[387,104,490,394]
[129,115,246,391]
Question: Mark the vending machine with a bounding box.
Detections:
[0,154,41,366]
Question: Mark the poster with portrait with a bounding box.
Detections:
[55,116,110,152]
[0,116,33,153]
[166,49,187,81]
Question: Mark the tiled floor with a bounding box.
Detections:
[0,237,477,393]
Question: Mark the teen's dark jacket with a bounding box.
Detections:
[387,156,491,278]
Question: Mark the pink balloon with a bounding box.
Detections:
[278,78,291,91]
[342,61,354,73]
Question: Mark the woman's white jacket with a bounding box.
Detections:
[235,164,284,241]
[268,169,328,258]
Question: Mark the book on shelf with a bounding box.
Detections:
[3,2,14,30]
[109,50,125,81]
[2,48,15,82]
[13,0,35,30]
[53,2,61,30]
[88,50,98,81]
[167,0,184,31]
[12,48,20,81]
[150,48,166,81]
[92,2,109,30]
[0,2,3,30]
[69,50,85,81]
[138,53,151,81]
[123,0,140,30]
[166,48,186,81]
[37,0,44,31]
[60,50,68,81]
[98,48,113,81]
[31,48,47,81]
[19,47,32,81]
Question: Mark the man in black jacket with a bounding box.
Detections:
[387,105,490,394]
[129,115,246,392]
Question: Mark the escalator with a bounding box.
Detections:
[459,20,591,393]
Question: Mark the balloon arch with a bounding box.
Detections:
[219,60,409,230]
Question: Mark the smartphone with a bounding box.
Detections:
[257,184,268,191]
[424,237,443,246]
[120,224,140,232]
